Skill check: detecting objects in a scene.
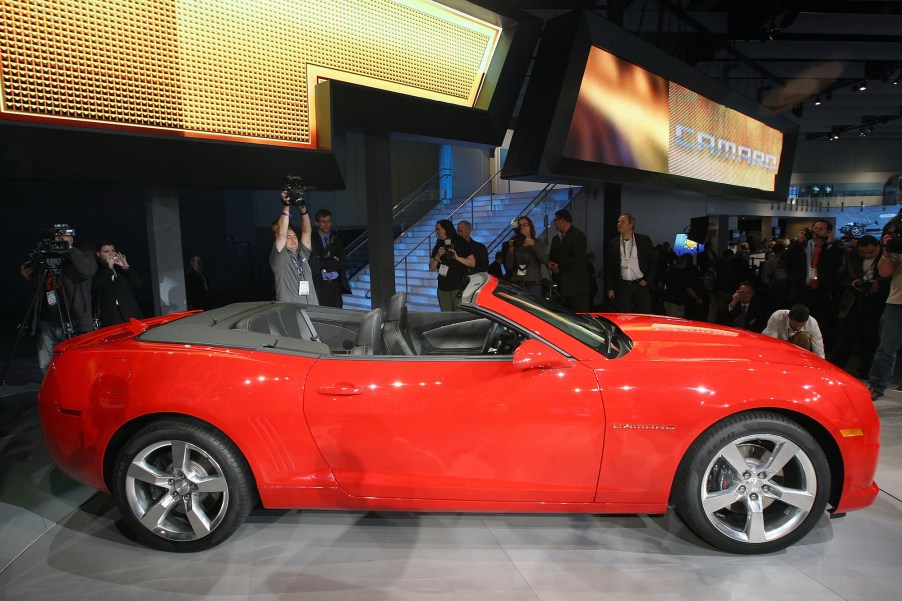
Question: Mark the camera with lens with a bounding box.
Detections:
[803,228,814,241]
[509,220,526,246]
[281,175,314,208]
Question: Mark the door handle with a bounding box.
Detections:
[318,383,362,396]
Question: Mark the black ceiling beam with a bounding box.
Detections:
[648,0,786,85]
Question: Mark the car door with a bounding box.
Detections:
[303,347,605,503]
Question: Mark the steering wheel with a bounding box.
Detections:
[482,322,504,355]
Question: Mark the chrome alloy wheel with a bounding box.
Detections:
[700,433,818,544]
[124,439,230,542]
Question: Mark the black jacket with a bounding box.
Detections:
[605,232,655,292]
[92,264,143,326]
[310,231,351,295]
[551,226,591,297]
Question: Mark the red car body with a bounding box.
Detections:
[39,275,879,552]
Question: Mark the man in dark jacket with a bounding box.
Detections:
[93,241,143,327]
[310,209,350,308]
[830,235,888,375]
[549,209,591,311]
[605,212,655,313]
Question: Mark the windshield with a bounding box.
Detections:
[491,281,628,358]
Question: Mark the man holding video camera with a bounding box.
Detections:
[271,186,318,305]
[20,224,97,371]
[310,209,350,308]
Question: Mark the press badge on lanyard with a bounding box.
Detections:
[438,264,449,277]
[298,280,310,296]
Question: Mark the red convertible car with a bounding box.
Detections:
[39,273,879,554]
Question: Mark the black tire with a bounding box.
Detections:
[113,418,253,552]
[673,411,830,554]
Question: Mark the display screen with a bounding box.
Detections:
[563,47,783,192]
[503,12,796,201]
[673,233,703,257]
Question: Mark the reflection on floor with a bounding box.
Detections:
[1,356,901,601]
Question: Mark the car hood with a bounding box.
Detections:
[605,313,826,367]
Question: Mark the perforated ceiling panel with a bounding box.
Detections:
[0,0,500,148]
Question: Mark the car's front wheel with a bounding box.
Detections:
[673,412,830,554]
[113,419,252,551]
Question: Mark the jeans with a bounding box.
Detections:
[868,303,902,394]
[37,321,67,372]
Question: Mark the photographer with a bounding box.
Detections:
[92,241,143,327]
[271,189,318,305]
[428,219,473,311]
[310,209,350,308]
[21,225,97,372]
[505,215,548,296]
[867,218,902,401]
[830,236,886,375]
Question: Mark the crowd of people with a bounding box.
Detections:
[21,195,902,402]
[423,205,902,401]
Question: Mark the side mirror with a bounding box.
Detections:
[512,339,572,370]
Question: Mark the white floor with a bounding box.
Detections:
[1,361,901,601]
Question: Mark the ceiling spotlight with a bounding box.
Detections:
[858,81,868,91]
[831,134,840,140]
[814,96,822,106]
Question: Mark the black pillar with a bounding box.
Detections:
[603,182,622,250]
[364,133,395,310]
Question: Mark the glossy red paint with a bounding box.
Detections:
[38,275,879,542]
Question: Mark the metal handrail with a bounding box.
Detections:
[391,168,502,277]
[484,183,559,256]
[345,168,449,276]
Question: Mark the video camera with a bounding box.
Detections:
[30,224,74,268]
[281,175,315,208]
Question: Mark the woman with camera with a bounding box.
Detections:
[428,219,474,311]
[505,215,549,297]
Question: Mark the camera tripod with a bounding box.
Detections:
[1,261,75,385]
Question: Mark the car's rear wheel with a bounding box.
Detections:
[673,412,830,554]
[113,419,252,552]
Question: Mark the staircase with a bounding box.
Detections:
[344,187,577,312]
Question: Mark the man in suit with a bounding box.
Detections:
[310,209,350,308]
[548,209,591,311]
[723,281,770,333]
[605,212,655,313]
[185,255,209,310]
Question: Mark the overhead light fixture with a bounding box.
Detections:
[858,81,868,91]
[814,96,822,106]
